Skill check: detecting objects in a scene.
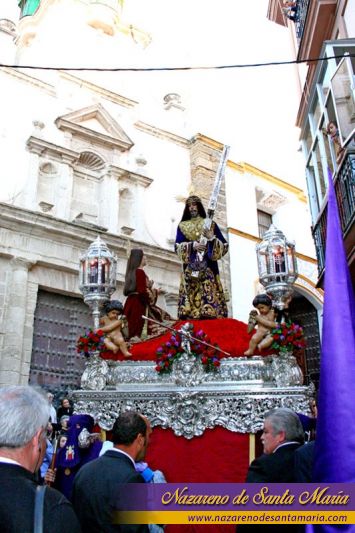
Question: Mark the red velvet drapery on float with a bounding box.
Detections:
[102,318,264,532]
[100,318,267,362]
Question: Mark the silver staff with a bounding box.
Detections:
[196,144,230,262]
[141,315,231,356]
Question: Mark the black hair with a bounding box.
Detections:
[252,294,273,308]
[102,300,124,314]
[112,411,147,445]
[180,196,207,221]
[123,249,144,296]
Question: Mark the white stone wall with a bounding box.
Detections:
[225,164,322,322]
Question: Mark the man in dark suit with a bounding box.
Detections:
[238,408,304,533]
[0,385,81,533]
[246,407,304,482]
[72,411,151,532]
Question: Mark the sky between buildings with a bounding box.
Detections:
[2,0,306,189]
[123,0,306,188]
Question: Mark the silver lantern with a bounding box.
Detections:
[79,236,117,328]
[256,225,298,310]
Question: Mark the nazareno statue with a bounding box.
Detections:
[175,195,228,320]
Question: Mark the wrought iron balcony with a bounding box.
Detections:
[312,152,355,277]
[295,0,310,42]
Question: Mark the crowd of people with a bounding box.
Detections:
[0,385,317,532]
[0,196,315,530]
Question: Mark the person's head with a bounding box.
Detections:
[59,435,67,448]
[181,195,207,221]
[123,249,145,296]
[261,408,304,454]
[326,121,338,137]
[102,300,124,319]
[309,397,318,418]
[60,415,70,429]
[252,294,273,315]
[0,386,50,472]
[112,411,151,462]
[61,398,71,409]
[47,392,54,404]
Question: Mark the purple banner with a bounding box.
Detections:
[115,483,355,511]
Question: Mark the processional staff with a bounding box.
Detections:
[196,144,230,263]
[142,315,231,357]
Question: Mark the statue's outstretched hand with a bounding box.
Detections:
[193,241,206,252]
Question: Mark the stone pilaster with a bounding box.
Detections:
[0,258,35,386]
[56,156,75,221]
[100,168,119,233]
[20,280,39,385]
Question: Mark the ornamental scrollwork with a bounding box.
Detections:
[75,346,310,438]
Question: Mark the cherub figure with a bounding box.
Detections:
[99,300,132,357]
[244,294,277,356]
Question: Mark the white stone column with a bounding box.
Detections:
[20,280,39,385]
[56,157,75,221]
[0,258,35,386]
[99,168,119,233]
[21,150,40,210]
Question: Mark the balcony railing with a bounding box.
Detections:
[312,152,355,275]
[295,0,310,42]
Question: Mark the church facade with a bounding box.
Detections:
[0,0,322,392]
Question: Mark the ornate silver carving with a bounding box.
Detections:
[74,348,311,438]
[173,352,207,387]
[72,387,312,438]
[81,353,109,391]
[78,428,91,448]
[268,353,304,387]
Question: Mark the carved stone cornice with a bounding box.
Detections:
[59,72,138,108]
[10,257,37,271]
[26,136,79,163]
[55,119,132,151]
[111,166,153,188]
[134,121,189,148]
[0,202,180,274]
[0,68,55,96]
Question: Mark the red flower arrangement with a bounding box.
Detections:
[271,321,306,354]
[76,329,105,357]
[155,326,221,374]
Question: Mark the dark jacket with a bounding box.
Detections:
[72,449,149,533]
[246,442,301,482]
[0,462,81,533]
[238,443,302,533]
[57,405,74,421]
[294,440,315,482]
